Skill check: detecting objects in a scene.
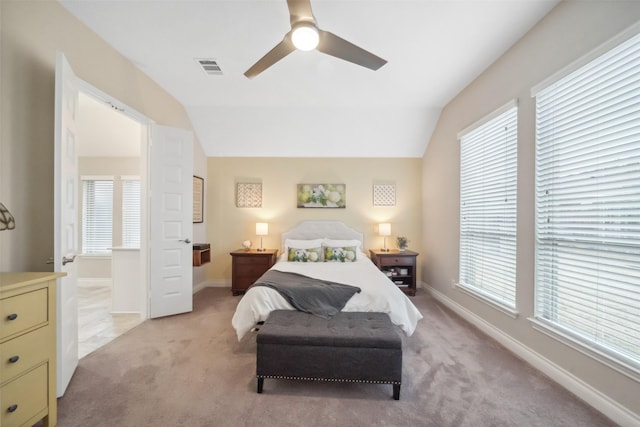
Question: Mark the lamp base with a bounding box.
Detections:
[257,248,266,252]
[380,248,390,252]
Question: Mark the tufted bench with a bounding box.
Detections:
[256,310,403,400]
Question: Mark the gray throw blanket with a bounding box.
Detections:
[250,270,361,319]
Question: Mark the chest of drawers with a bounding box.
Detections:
[1,272,63,427]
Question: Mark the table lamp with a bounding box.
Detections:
[256,222,268,251]
[378,223,391,251]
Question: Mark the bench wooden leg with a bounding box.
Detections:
[393,384,400,400]
[257,377,264,393]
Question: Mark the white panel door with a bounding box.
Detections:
[149,125,193,318]
[54,51,79,396]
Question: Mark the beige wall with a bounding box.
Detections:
[0,1,199,271]
[422,1,640,421]
[206,157,422,284]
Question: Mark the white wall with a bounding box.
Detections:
[0,1,199,272]
[421,1,640,423]
[192,140,208,290]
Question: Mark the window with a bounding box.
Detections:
[534,32,640,373]
[82,178,113,254]
[122,178,141,248]
[459,101,518,312]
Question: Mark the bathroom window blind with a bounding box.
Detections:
[82,179,113,254]
[122,178,141,248]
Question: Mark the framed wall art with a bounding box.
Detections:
[236,182,263,208]
[193,175,204,223]
[373,183,396,207]
[297,184,346,208]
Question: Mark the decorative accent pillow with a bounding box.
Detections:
[324,246,358,262]
[322,239,362,252]
[285,238,323,250]
[288,247,323,262]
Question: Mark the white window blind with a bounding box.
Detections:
[82,179,113,254]
[459,103,518,310]
[122,178,141,248]
[534,32,640,370]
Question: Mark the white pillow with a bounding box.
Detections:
[322,239,362,251]
[284,238,324,251]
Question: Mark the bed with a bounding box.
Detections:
[231,221,423,340]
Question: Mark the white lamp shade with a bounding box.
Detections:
[291,23,319,51]
[256,222,269,236]
[378,223,391,237]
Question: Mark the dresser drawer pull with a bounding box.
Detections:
[8,355,20,363]
[7,404,18,413]
[7,313,18,321]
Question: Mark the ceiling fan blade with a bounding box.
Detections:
[287,0,315,24]
[244,34,296,79]
[317,30,387,71]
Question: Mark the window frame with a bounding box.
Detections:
[458,100,519,316]
[81,176,114,255]
[121,176,141,249]
[531,28,640,380]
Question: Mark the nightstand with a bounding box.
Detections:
[230,249,279,296]
[369,249,419,296]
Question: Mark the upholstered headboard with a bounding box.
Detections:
[281,221,364,251]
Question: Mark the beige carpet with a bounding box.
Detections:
[57,288,614,426]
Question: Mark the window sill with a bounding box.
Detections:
[529,317,640,382]
[454,282,519,319]
[78,253,112,259]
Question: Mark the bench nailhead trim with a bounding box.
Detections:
[257,375,401,385]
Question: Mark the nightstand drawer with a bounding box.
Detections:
[1,288,48,340]
[1,326,48,383]
[378,257,414,267]
[236,264,271,278]
[235,256,271,268]
[1,363,49,427]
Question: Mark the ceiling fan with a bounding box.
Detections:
[244,0,387,78]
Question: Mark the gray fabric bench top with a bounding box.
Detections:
[256,310,403,399]
[257,310,402,349]
[256,310,402,400]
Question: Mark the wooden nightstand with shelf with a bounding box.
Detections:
[369,249,419,296]
[193,243,211,267]
[230,249,279,296]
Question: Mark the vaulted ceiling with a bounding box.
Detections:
[59,0,559,158]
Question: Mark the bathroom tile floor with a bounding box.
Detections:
[78,280,143,359]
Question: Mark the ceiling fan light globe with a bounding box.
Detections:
[292,24,319,51]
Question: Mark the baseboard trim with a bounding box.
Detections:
[426,285,639,427]
[193,280,229,293]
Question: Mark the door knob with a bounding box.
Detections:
[62,255,76,266]
[180,238,191,244]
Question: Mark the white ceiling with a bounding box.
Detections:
[60,0,559,158]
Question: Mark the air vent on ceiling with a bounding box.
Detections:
[195,58,223,76]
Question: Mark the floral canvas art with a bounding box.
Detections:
[297,184,346,208]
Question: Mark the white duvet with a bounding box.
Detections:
[231,253,423,340]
